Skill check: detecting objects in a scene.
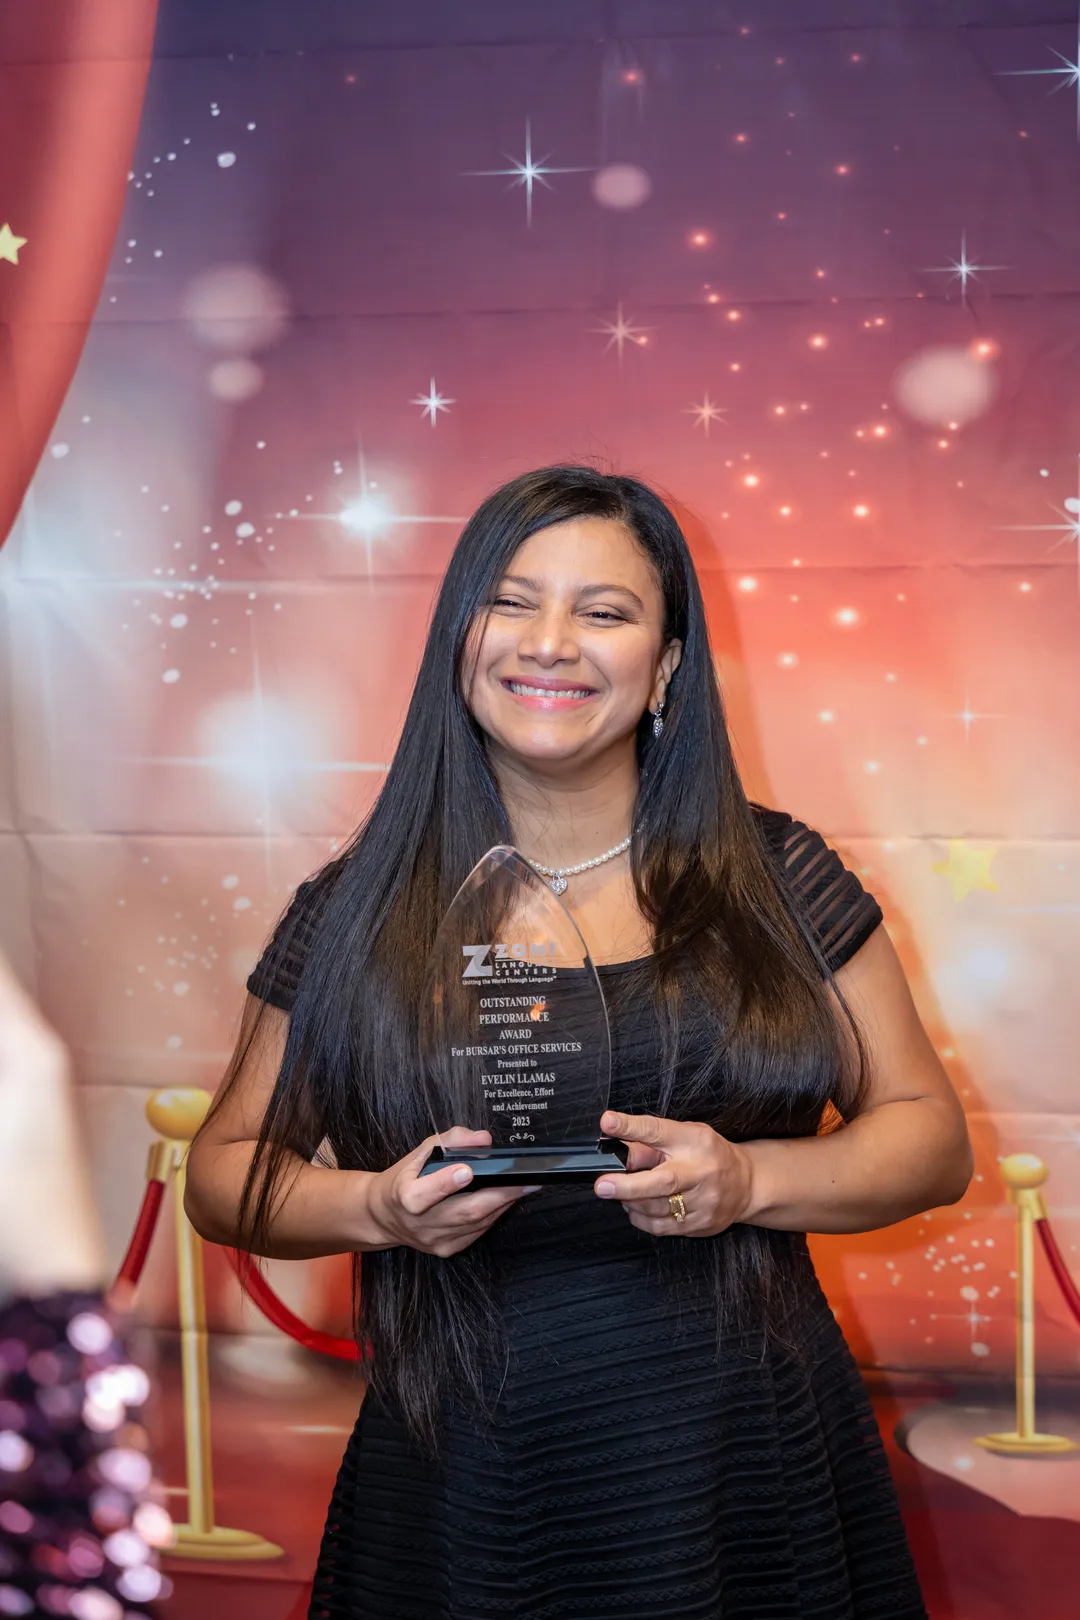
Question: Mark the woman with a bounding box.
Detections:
[185,466,972,1620]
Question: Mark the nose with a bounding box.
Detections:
[516,602,581,668]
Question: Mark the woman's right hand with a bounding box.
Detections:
[366,1127,537,1257]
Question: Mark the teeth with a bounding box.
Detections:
[508,682,592,699]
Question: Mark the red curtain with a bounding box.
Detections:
[0,0,157,549]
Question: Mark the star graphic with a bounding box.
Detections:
[923,231,1007,305]
[0,223,27,265]
[932,841,1000,902]
[998,17,1080,138]
[685,394,727,436]
[465,120,591,226]
[996,456,1080,590]
[411,378,455,427]
[592,303,652,363]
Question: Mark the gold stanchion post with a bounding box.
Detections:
[974,1153,1077,1458]
[145,1088,284,1559]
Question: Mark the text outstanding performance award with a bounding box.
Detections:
[418,846,628,1185]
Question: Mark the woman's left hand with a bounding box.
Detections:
[594,1109,755,1237]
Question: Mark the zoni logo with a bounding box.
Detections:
[461,941,557,979]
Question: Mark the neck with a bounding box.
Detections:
[489,741,638,869]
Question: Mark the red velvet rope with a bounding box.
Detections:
[1036,1216,1080,1330]
[113,1166,1079,1379]
[111,1170,362,1361]
[114,1178,166,1291]
[225,1248,362,1362]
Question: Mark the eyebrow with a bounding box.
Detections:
[498,574,646,611]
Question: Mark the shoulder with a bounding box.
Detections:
[749,803,883,974]
[245,860,346,1014]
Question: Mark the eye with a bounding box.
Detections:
[583,608,627,623]
[489,593,530,610]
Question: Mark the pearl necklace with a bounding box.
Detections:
[528,835,632,896]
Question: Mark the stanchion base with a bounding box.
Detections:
[168,1524,285,1560]
[974,1431,1079,1457]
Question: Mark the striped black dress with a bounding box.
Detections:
[247,808,928,1620]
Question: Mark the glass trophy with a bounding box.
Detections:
[418,846,628,1185]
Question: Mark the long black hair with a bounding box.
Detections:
[212,465,867,1450]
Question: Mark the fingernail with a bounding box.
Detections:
[601,1112,619,1132]
[521,1185,542,1195]
[596,1180,615,1198]
[452,1166,473,1187]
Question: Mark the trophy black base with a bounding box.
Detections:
[419,1139,629,1186]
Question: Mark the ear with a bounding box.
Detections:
[649,639,682,711]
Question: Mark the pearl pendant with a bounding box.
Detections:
[548,874,569,896]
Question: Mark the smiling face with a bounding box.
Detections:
[464,516,681,776]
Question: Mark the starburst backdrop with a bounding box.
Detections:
[1,1,1079,1399]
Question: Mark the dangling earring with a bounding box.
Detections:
[652,699,665,739]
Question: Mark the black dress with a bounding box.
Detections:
[247,808,928,1620]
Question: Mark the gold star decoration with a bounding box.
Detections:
[932,840,999,902]
[0,224,27,265]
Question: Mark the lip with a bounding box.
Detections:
[501,676,598,709]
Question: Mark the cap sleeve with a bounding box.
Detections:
[246,876,329,1014]
[754,808,882,973]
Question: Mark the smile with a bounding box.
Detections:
[504,680,596,702]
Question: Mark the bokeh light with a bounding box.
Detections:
[893,344,998,427]
[182,263,290,352]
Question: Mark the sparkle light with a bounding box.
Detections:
[736,576,759,592]
[818,710,836,723]
[923,231,1007,305]
[998,21,1080,139]
[777,652,799,668]
[340,493,393,537]
[278,449,464,570]
[465,119,591,226]
[996,454,1080,591]
[593,302,652,362]
[411,377,455,427]
[853,503,871,517]
[835,163,851,175]
[688,230,711,248]
[779,505,794,517]
[949,693,1004,744]
[726,309,742,322]
[808,333,828,349]
[742,473,761,488]
[685,394,727,435]
[834,607,861,626]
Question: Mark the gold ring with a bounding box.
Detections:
[668,1193,686,1223]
